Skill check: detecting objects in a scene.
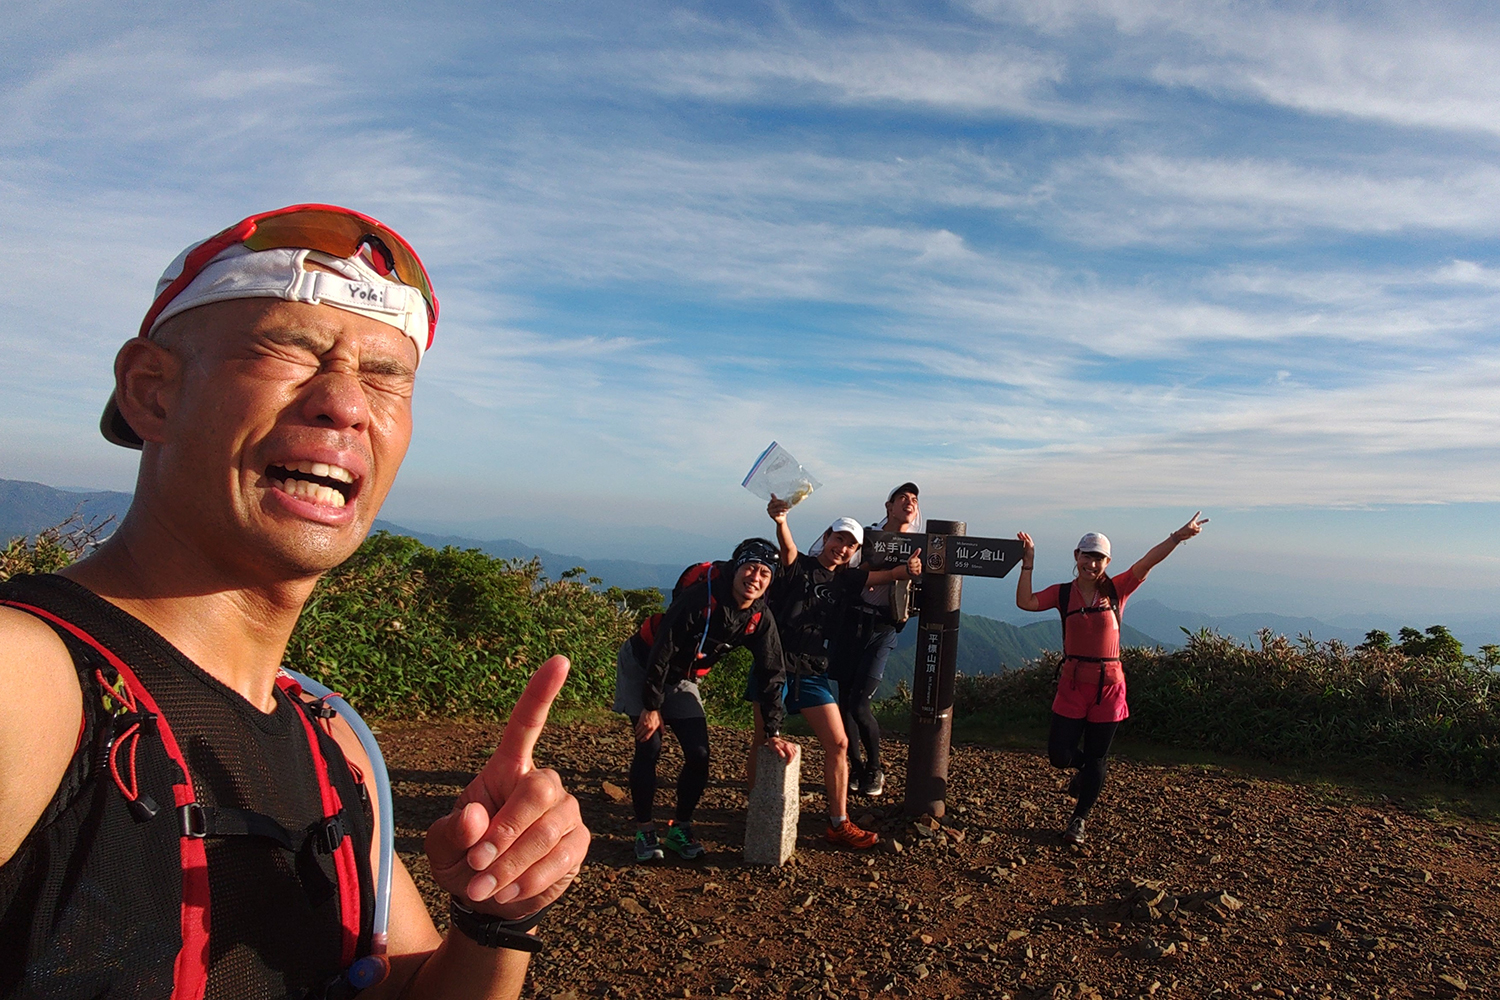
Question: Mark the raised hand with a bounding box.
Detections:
[425,656,590,920]
[767,496,791,523]
[1172,511,1209,542]
[906,547,923,578]
[1017,531,1035,562]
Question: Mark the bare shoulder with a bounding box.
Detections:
[0,605,84,864]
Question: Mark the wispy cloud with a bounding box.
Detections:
[3,1,1499,612]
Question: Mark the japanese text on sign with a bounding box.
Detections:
[946,537,1025,578]
[865,530,925,567]
[917,624,943,718]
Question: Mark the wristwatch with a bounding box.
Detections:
[448,897,554,952]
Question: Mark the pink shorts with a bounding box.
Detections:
[1051,661,1129,724]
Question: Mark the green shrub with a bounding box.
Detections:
[700,647,754,728]
[284,531,637,718]
[953,630,1500,786]
[1,515,113,582]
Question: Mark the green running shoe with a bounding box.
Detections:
[662,822,705,859]
[634,828,664,862]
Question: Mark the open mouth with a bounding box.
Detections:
[266,460,359,509]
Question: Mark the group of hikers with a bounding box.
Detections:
[0,202,1206,1000]
[615,484,1208,857]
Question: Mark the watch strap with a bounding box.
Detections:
[448,896,554,952]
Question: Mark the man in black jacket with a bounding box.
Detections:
[612,539,795,861]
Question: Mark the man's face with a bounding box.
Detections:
[732,562,773,604]
[885,490,919,526]
[139,297,418,580]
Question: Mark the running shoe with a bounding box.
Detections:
[662,821,705,860]
[634,828,664,862]
[864,768,886,797]
[848,767,865,796]
[825,818,879,850]
[1062,816,1086,845]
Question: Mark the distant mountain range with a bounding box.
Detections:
[0,479,133,540]
[5,477,1492,657]
[367,519,690,592]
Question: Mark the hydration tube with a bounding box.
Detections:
[282,669,394,992]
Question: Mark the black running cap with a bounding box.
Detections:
[732,538,778,573]
[888,482,919,501]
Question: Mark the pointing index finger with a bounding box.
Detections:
[491,655,570,789]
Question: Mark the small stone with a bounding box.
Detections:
[1019,799,1039,812]
[601,781,628,803]
[617,897,646,916]
[1006,930,1029,942]
[1439,974,1467,992]
[912,964,930,979]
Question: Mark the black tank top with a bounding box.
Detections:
[0,574,374,1000]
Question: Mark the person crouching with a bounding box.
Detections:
[612,539,794,862]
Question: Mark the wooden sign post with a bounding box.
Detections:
[866,522,1025,818]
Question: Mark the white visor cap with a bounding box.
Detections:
[147,243,430,364]
[1076,532,1111,558]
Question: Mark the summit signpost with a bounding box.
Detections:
[866,523,1025,818]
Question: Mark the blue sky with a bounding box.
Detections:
[2,1,1498,622]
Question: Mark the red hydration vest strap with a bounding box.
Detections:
[276,675,363,967]
[2,599,367,995]
[0,599,211,1000]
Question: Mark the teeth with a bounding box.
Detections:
[283,459,354,483]
[274,477,347,508]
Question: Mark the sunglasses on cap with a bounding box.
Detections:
[139,204,439,347]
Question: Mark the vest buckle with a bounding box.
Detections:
[178,802,208,838]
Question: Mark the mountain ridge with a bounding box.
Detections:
[5,478,1490,650]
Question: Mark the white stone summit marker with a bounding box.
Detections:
[744,743,800,865]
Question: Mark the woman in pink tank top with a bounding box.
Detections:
[1014,513,1208,846]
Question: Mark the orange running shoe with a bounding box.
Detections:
[825,819,879,850]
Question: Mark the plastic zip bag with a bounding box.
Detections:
[741,441,823,506]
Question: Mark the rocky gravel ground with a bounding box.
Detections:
[378,721,1500,1000]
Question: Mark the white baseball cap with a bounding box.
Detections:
[102,204,437,449]
[826,517,864,544]
[1076,532,1111,558]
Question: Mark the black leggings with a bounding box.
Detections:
[838,624,897,777]
[628,715,710,825]
[1047,713,1119,820]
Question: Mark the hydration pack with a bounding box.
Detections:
[1054,578,1123,705]
[0,595,373,1000]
